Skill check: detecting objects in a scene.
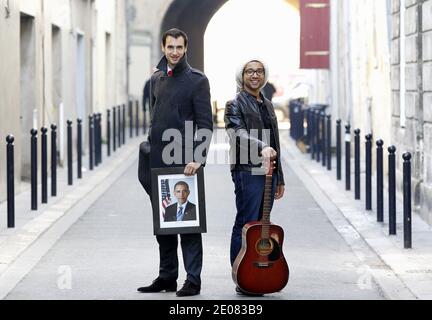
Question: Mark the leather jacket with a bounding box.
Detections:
[224,90,285,186]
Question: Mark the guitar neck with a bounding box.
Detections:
[261,173,273,239]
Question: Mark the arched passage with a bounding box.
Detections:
[160,0,228,71]
[161,0,299,71]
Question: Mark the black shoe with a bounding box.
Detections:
[235,286,264,297]
[176,280,201,297]
[137,277,177,293]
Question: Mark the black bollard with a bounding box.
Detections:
[122,104,126,145]
[136,100,139,137]
[97,113,102,165]
[94,114,99,167]
[41,127,48,204]
[107,109,111,157]
[89,115,94,171]
[321,111,326,167]
[310,110,316,160]
[117,106,121,148]
[388,146,397,235]
[336,120,342,180]
[77,119,83,179]
[365,134,373,211]
[354,129,361,200]
[403,153,412,249]
[326,115,332,171]
[129,100,133,139]
[98,113,103,164]
[315,110,321,163]
[345,124,351,191]
[31,129,38,211]
[376,140,384,222]
[67,120,73,186]
[113,107,117,152]
[6,135,15,228]
[51,124,57,197]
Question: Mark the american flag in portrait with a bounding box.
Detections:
[160,179,172,219]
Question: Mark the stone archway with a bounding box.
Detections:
[160,0,228,71]
[160,0,299,71]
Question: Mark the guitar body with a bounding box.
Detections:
[233,221,289,295]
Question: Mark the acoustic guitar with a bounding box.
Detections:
[232,160,289,295]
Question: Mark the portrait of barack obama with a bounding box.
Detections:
[164,181,197,222]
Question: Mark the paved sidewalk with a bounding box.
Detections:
[1,130,388,300]
[279,130,432,300]
[0,135,144,298]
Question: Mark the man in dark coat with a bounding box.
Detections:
[164,181,197,222]
[137,28,213,297]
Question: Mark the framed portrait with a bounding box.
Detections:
[151,167,207,236]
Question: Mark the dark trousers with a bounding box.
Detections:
[157,233,203,287]
[230,171,277,266]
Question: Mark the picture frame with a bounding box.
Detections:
[151,167,207,236]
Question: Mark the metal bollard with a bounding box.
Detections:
[345,124,351,191]
[94,114,99,167]
[326,115,332,171]
[365,134,373,211]
[51,124,57,197]
[117,106,121,148]
[113,107,117,152]
[41,127,48,204]
[310,110,316,160]
[376,140,384,222]
[388,146,397,235]
[122,104,126,145]
[97,113,103,165]
[89,115,94,171]
[315,110,321,163]
[77,119,83,179]
[6,135,15,228]
[31,129,38,211]
[67,120,73,186]
[98,113,103,164]
[354,129,361,200]
[129,100,133,139]
[403,153,412,249]
[136,100,139,137]
[336,120,342,180]
[107,109,111,157]
[321,111,326,167]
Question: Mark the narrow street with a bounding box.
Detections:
[5,134,385,300]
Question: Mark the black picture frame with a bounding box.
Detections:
[151,167,207,236]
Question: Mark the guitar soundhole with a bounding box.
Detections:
[256,239,274,256]
[255,238,282,261]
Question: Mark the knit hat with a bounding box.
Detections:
[235,58,269,90]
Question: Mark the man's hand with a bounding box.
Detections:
[184,162,202,176]
[261,147,277,160]
[275,185,285,200]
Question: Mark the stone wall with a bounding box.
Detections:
[391,0,432,224]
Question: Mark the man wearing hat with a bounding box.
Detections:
[224,59,285,294]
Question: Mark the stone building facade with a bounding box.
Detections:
[0,0,128,201]
[391,0,432,224]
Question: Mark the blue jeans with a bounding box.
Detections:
[230,171,277,266]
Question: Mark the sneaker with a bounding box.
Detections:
[137,277,177,293]
[176,280,201,297]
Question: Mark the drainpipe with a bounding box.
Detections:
[400,1,406,128]
[344,0,353,124]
